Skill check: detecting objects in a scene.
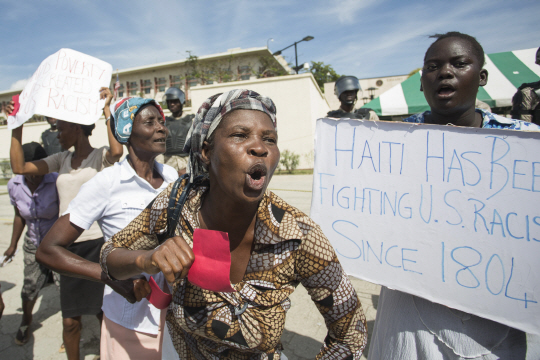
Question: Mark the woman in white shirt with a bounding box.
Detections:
[37,95,178,360]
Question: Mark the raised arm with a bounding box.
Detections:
[3,207,26,263]
[10,126,50,175]
[296,223,367,358]
[100,87,123,163]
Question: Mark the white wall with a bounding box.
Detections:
[0,117,116,160]
[190,73,329,169]
[0,73,328,169]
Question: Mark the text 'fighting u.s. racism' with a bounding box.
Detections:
[310,118,540,335]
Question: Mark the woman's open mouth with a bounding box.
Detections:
[437,84,456,99]
[246,163,268,191]
[154,137,166,144]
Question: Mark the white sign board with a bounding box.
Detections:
[8,48,113,129]
[310,118,540,335]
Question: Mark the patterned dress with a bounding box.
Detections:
[101,178,367,359]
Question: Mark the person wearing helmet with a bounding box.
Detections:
[327,75,379,120]
[510,47,540,125]
[160,87,195,176]
[41,116,64,155]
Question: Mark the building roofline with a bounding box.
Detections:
[114,46,283,76]
[1,47,291,94]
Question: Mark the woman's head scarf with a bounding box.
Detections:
[183,89,277,182]
[110,97,165,144]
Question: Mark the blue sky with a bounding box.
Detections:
[1,0,539,91]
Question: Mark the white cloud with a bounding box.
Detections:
[308,0,379,24]
[9,78,29,91]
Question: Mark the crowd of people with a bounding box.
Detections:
[0,31,539,360]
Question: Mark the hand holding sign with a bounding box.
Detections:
[188,229,236,293]
[140,230,235,293]
[141,236,195,284]
[8,95,19,117]
[7,48,113,129]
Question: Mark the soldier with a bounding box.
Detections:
[41,117,64,155]
[160,87,195,176]
[327,75,379,120]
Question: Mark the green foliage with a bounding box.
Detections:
[214,54,235,83]
[279,150,300,173]
[309,61,341,93]
[257,56,289,78]
[185,50,200,79]
[186,51,236,84]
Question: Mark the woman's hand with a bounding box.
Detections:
[4,100,14,116]
[137,236,195,283]
[102,86,124,163]
[106,275,152,304]
[100,87,114,108]
[3,246,17,263]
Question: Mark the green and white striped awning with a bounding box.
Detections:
[363,48,540,116]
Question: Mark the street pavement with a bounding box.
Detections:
[0,175,380,360]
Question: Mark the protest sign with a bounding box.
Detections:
[310,118,540,335]
[7,48,113,129]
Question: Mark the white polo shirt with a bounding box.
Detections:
[65,157,178,334]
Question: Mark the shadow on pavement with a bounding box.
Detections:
[0,280,16,293]
[371,294,379,310]
[0,283,60,359]
[281,328,323,359]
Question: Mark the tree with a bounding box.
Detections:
[256,56,289,78]
[309,61,341,93]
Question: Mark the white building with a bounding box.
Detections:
[0,47,329,169]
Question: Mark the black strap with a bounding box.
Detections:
[165,174,205,241]
[166,174,190,240]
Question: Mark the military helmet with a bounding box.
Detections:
[163,87,186,104]
[334,76,361,98]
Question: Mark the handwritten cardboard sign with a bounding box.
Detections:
[310,118,540,335]
[7,48,112,129]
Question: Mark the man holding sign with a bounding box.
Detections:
[311,32,540,359]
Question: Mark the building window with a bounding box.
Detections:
[117,84,125,97]
[142,79,152,94]
[170,75,181,88]
[239,65,251,81]
[188,78,199,88]
[128,81,138,96]
[156,77,166,92]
